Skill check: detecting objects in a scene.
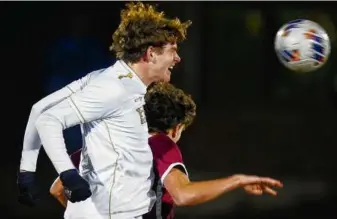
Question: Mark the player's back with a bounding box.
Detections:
[65,60,155,218]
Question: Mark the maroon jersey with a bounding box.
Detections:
[143,134,188,219]
[70,149,81,169]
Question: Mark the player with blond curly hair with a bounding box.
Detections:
[17,2,191,219]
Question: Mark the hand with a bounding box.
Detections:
[236,174,283,196]
[17,171,40,207]
[59,169,92,203]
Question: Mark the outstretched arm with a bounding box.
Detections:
[152,136,282,207]
[164,169,283,206]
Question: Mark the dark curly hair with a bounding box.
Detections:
[110,2,192,63]
[144,82,196,134]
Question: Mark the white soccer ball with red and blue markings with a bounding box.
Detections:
[274,19,331,73]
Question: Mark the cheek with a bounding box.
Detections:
[162,54,173,64]
[155,54,172,70]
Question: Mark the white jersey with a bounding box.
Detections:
[20,68,102,172]
[20,61,156,218]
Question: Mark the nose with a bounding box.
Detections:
[174,53,181,64]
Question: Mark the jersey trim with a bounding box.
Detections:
[68,97,86,123]
[102,120,121,219]
[66,85,76,94]
[160,162,189,184]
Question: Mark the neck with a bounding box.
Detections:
[149,131,174,142]
[127,61,154,87]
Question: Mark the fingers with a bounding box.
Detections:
[262,185,278,196]
[244,185,263,195]
[240,175,283,197]
[239,175,284,192]
[259,177,283,188]
[244,184,279,196]
[247,189,263,195]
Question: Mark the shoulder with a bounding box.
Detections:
[84,68,127,100]
[86,68,106,81]
[149,134,186,180]
[149,134,182,159]
[68,70,127,116]
[149,134,175,149]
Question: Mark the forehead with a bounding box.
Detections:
[162,42,178,50]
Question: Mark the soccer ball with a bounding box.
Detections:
[274,19,331,73]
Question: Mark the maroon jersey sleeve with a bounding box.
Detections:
[149,134,188,183]
[70,149,81,169]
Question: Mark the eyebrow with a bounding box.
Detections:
[171,46,178,51]
[162,44,178,51]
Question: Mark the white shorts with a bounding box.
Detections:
[65,216,142,219]
[65,214,143,219]
[64,200,144,219]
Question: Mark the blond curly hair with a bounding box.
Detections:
[110,2,192,63]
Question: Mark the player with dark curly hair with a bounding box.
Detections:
[18,2,191,219]
[143,83,282,218]
[50,82,283,219]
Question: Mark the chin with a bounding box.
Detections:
[164,72,171,82]
[163,76,171,82]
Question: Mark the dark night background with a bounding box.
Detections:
[1,1,336,219]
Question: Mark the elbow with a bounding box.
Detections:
[49,178,64,198]
[49,185,63,199]
[49,187,58,198]
[35,113,46,130]
[172,191,194,207]
[35,112,62,132]
[173,197,187,207]
[35,113,48,132]
[31,101,46,117]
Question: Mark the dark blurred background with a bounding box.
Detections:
[1,1,336,219]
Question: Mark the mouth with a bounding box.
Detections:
[168,64,175,72]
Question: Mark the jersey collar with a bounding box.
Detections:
[118,60,147,94]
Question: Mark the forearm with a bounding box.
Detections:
[176,175,241,206]
[20,71,99,172]
[20,87,74,172]
[35,73,120,173]
[55,193,68,208]
[35,100,80,174]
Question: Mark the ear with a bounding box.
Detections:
[145,46,156,63]
[176,124,185,134]
[171,127,177,139]
[172,124,184,139]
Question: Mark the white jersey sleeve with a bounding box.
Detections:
[20,69,103,172]
[35,78,125,174]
